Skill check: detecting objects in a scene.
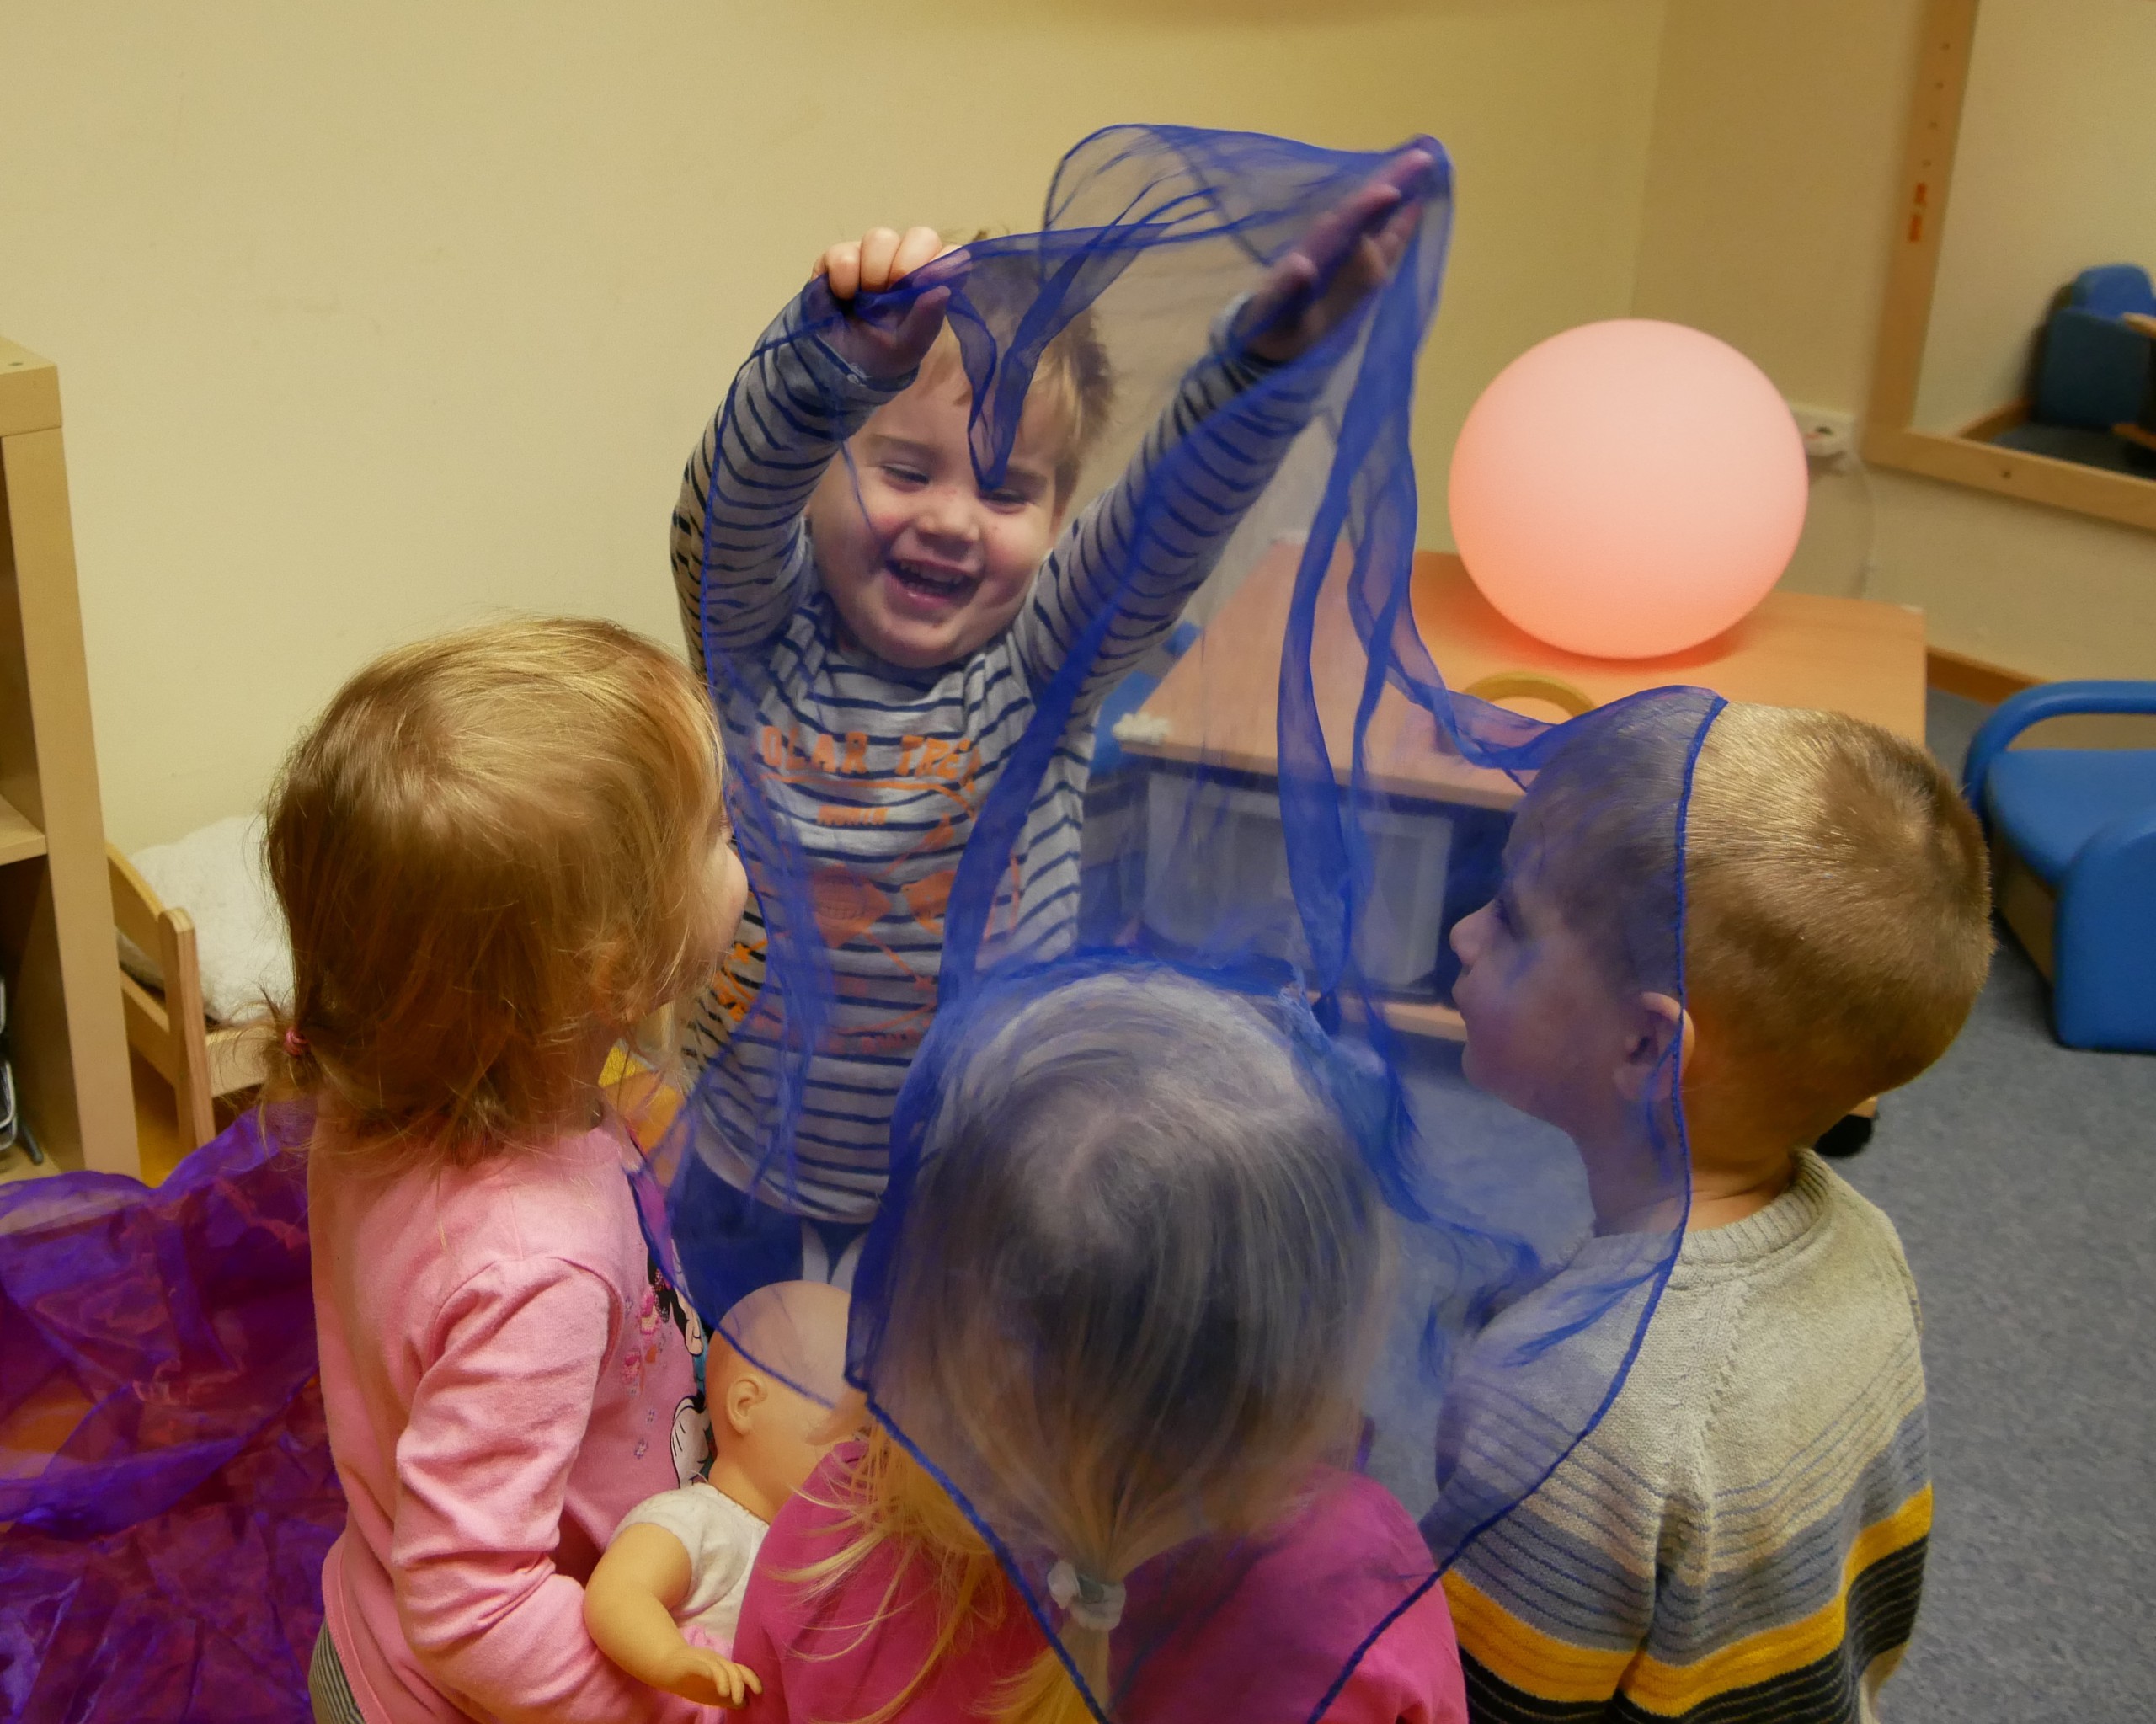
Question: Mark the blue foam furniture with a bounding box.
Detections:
[2032,265,2155,431]
[1963,681,2156,1051]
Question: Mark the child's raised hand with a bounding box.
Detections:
[654,1644,764,1709]
[813,225,957,380]
[1237,149,1436,364]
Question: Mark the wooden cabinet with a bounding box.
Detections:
[0,337,136,1173]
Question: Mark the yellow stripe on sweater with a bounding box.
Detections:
[1620,1486,1934,1716]
[1442,1572,1634,1704]
[1446,1486,1933,1713]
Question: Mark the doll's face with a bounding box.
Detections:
[710,1345,855,1508]
[707,1281,859,1513]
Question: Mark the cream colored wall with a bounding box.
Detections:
[1913,0,2156,433]
[0,0,1665,851]
[1632,0,2156,681]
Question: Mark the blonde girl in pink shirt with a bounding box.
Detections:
[728,968,1470,1724]
[265,618,751,1724]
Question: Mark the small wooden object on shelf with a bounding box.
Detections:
[0,335,136,1173]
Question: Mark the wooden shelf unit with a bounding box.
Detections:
[0,336,136,1173]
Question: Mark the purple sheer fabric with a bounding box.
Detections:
[1,1107,341,1722]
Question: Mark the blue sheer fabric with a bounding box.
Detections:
[675,124,1706,1721]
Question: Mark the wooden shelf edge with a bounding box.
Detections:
[1927,647,2039,705]
[0,790,47,866]
[1863,424,2156,534]
[0,340,62,440]
[1955,399,2031,443]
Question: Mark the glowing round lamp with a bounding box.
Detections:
[1448,319,1807,660]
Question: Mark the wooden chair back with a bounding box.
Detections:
[109,845,216,1150]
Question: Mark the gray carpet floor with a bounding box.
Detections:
[1839,691,2154,1723]
[1843,936,2153,1721]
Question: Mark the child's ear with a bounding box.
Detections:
[1614,991,1694,1103]
[723,1369,768,1438]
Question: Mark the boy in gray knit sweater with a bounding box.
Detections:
[1439,700,1991,1724]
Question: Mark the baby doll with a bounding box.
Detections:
[584,1280,855,1708]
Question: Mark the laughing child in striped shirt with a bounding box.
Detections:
[667,158,1432,1301]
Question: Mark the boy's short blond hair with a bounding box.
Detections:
[913,228,1116,504]
[1683,703,1991,1140]
[1517,698,1991,1145]
[913,307,1114,504]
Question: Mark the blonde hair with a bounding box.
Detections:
[801,969,1385,1724]
[1681,702,1991,1141]
[1518,698,1991,1144]
[913,310,1115,502]
[262,616,725,1164]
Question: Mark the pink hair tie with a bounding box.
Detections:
[284,1027,308,1057]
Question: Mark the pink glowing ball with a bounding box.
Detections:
[1448,320,1808,660]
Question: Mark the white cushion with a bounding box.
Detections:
[123,814,293,1024]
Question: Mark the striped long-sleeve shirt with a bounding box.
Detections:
[1440,1153,1931,1724]
[671,291,1315,1220]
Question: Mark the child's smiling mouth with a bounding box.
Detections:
[885,558,975,607]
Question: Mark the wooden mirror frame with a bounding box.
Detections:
[1864,0,2156,533]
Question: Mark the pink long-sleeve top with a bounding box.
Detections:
[310,1118,723,1723]
[731,1448,1469,1724]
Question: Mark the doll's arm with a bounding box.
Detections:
[584,1524,764,1709]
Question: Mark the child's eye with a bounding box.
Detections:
[880,465,928,488]
[983,486,1033,509]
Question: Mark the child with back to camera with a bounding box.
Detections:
[667,156,1433,1303]
[271,618,753,1724]
[1440,700,1992,1723]
[725,967,1470,1724]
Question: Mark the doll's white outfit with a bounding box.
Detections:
[611,1481,769,1656]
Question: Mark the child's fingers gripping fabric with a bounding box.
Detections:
[1243,146,1436,360]
[870,226,945,292]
